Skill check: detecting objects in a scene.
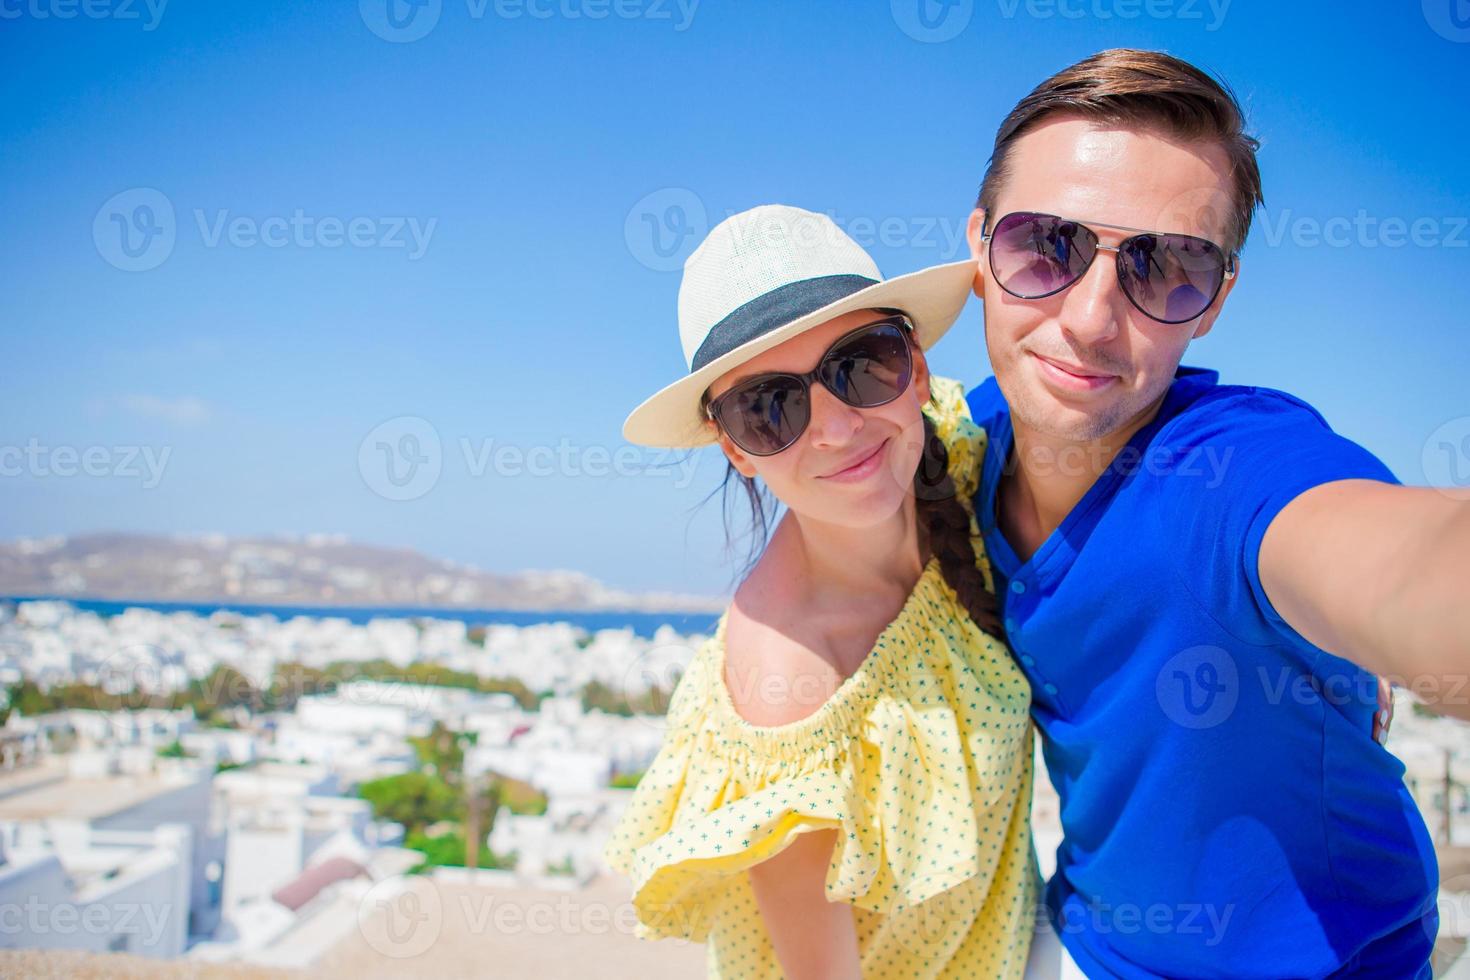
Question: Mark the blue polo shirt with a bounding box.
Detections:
[966,366,1439,978]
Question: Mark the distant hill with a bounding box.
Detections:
[0,532,725,613]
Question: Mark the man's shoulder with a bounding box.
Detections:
[1158,377,1339,447]
[1151,374,1397,491]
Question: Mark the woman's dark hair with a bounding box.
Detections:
[696,324,1000,636]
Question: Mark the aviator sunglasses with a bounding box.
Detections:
[980,210,1237,324]
[704,316,914,457]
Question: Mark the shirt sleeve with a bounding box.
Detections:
[1153,386,1399,648]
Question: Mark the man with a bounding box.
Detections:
[962,49,1463,977]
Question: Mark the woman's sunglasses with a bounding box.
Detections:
[980,210,1237,325]
[704,316,914,457]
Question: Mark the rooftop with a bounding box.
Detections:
[0,762,187,822]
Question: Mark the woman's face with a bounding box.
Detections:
[703,308,932,530]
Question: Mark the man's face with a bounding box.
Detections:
[967,115,1241,443]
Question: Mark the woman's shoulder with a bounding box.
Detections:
[717,551,860,736]
[717,522,840,721]
[720,598,818,730]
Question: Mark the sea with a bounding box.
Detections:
[0,595,720,640]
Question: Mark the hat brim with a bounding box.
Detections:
[623,258,978,449]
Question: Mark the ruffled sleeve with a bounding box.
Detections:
[600,624,878,943]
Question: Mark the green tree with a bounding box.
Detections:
[358,771,460,837]
[409,721,476,784]
[9,680,55,716]
[609,770,644,789]
[157,740,190,759]
[581,678,676,717]
[493,773,548,816]
[403,829,512,872]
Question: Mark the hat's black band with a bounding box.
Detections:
[689,274,880,372]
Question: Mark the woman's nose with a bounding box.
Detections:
[804,383,864,447]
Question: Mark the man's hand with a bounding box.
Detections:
[1260,481,1470,721]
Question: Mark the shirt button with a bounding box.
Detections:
[1020,655,1035,667]
[1043,682,1058,696]
[1010,580,1027,595]
[1004,617,1019,634]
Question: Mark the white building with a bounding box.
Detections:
[0,821,192,958]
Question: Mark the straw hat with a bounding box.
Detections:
[623,204,976,448]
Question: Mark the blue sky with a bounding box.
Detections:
[3,0,1468,598]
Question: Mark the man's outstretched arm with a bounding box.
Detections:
[1260,480,1470,720]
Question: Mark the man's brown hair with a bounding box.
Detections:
[976,48,1264,254]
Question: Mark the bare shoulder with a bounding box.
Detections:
[723,550,841,728]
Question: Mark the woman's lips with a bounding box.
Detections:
[820,437,889,482]
[1030,351,1119,392]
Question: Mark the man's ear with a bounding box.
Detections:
[965,208,989,299]
[1192,256,1241,341]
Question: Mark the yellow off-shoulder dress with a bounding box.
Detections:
[602,376,1039,978]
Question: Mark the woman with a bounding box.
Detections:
[603,204,1039,978]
